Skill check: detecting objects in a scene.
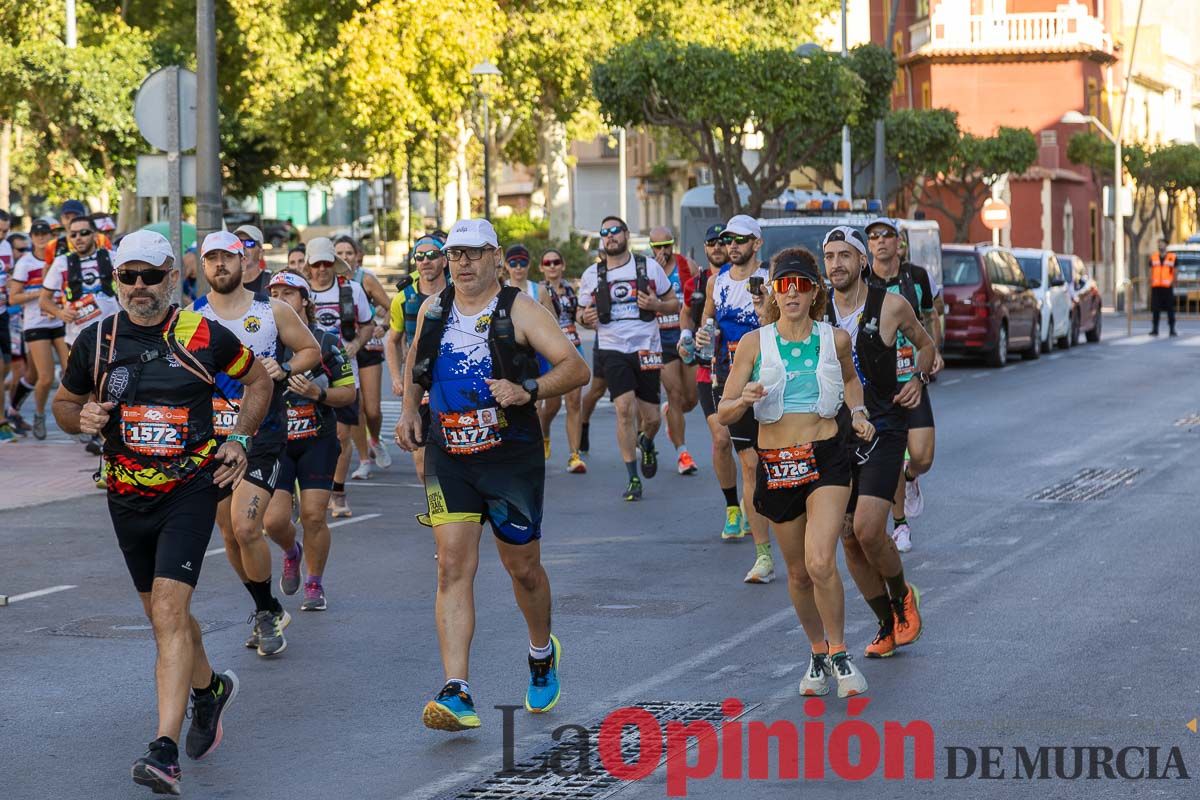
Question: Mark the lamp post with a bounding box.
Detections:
[471,60,502,221]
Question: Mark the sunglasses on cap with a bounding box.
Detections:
[867,228,897,240]
[720,234,753,245]
[541,257,563,267]
[116,267,170,286]
[599,225,626,237]
[772,275,816,295]
[412,250,443,262]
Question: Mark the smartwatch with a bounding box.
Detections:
[281,362,293,380]
[522,378,540,404]
[227,433,252,453]
[917,371,930,386]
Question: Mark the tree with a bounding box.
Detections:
[593,41,865,218]
[1143,143,1200,244]
[885,108,960,209]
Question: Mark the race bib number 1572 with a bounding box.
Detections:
[122,405,188,457]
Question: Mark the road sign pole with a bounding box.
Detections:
[195,0,222,295]
[167,66,183,305]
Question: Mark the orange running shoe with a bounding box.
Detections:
[892,583,923,647]
[677,451,698,475]
[864,623,896,658]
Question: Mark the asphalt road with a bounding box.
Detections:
[2,315,1199,799]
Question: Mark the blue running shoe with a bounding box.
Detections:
[721,506,746,541]
[525,634,562,713]
[423,682,481,731]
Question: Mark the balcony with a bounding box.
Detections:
[908,0,1112,60]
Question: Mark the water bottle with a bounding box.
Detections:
[425,293,443,321]
[680,329,696,365]
[696,318,716,363]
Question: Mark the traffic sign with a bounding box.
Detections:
[981,198,1011,231]
[134,67,197,153]
[136,154,196,197]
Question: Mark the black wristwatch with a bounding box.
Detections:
[917,371,930,386]
[280,362,293,380]
[522,378,540,404]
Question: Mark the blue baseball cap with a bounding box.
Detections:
[704,224,726,241]
[60,199,88,218]
[865,217,899,236]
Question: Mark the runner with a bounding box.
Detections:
[287,245,307,272]
[823,225,931,659]
[304,237,374,518]
[40,199,88,266]
[864,218,943,553]
[386,236,448,484]
[5,229,31,437]
[719,246,874,697]
[8,219,65,439]
[394,218,589,731]
[0,220,14,441]
[336,235,394,481]
[537,247,587,473]
[503,244,541,300]
[695,215,773,582]
[577,215,679,501]
[648,226,699,475]
[192,231,321,657]
[52,229,273,796]
[262,270,357,612]
[233,224,270,293]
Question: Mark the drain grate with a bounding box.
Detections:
[438,700,756,800]
[48,615,239,640]
[1029,467,1142,502]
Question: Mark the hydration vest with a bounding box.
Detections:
[335,275,357,341]
[828,283,899,423]
[594,254,654,324]
[65,249,114,302]
[92,307,226,406]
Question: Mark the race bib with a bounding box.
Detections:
[71,295,103,326]
[727,340,739,356]
[286,403,319,441]
[211,397,239,438]
[638,350,663,371]
[440,407,502,455]
[760,444,820,490]
[121,405,188,457]
[657,312,680,329]
[896,344,916,379]
[561,322,581,346]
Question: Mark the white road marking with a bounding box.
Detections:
[204,547,226,557]
[971,371,991,379]
[963,536,1022,546]
[329,513,381,528]
[940,378,962,386]
[1112,335,1154,346]
[1174,336,1200,346]
[1048,353,1062,360]
[1000,365,1017,372]
[6,585,78,603]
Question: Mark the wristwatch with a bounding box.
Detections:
[280,362,293,380]
[227,433,252,453]
[917,371,930,386]
[522,378,540,404]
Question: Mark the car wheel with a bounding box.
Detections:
[986,323,1009,368]
[1086,311,1101,343]
[1023,319,1041,360]
[1057,314,1073,349]
[1044,317,1054,354]
[1069,312,1081,347]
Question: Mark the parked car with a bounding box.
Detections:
[1056,253,1102,344]
[941,244,1040,367]
[223,209,260,230]
[261,218,299,249]
[1011,248,1072,351]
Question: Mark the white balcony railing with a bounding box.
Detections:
[918,0,1111,55]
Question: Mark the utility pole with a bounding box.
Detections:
[874,0,904,205]
[1115,0,1146,334]
[195,0,222,296]
[618,127,628,224]
[840,0,852,202]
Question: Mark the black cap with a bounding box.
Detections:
[771,252,821,282]
[505,244,530,263]
[30,220,52,235]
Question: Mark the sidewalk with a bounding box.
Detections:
[0,436,104,512]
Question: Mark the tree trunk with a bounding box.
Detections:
[455,116,471,221]
[542,116,571,241]
[396,161,410,248]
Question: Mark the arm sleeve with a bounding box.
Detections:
[208,320,255,379]
[60,328,97,396]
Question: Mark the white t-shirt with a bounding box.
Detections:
[311,277,372,381]
[578,254,671,353]
[11,252,59,331]
[43,250,122,344]
[0,239,11,314]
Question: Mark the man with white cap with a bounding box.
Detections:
[395,218,589,732]
[193,230,320,657]
[304,236,374,518]
[52,229,274,796]
[234,224,271,293]
[695,213,776,584]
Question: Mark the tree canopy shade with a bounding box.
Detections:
[885,107,960,208]
[593,40,865,218]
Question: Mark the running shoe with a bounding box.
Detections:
[85,435,102,455]
[330,492,352,518]
[252,609,290,657]
[904,473,924,518]
[638,433,658,478]
[300,580,327,611]
[280,543,303,596]
[740,500,752,536]
[185,670,239,760]
[744,553,775,584]
[0,422,15,443]
[423,682,482,731]
[567,452,587,474]
[892,523,912,553]
[721,506,746,541]
[623,476,643,501]
[350,460,373,481]
[892,584,922,647]
[864,624,896,658]
[543,438,552,461]
[677,452,698,475]
[371,438,392,468]
[32,412,46,440]
[132,737,182,796]
[8,412,30,436]
[525,633,562,713]
[798,652,831,696]
[831,651,868,698]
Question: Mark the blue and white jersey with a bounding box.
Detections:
[712,263,768,379]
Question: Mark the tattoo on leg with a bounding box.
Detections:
[246,495,261,520]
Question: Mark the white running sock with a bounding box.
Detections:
[529,639,553,660]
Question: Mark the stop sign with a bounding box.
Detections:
[981,198,1011,231]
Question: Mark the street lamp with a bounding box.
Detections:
[471,60,502,221]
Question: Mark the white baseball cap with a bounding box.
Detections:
[305,236,352,276]
[268,270,311,297]
[200,230,246,258]
[821,226,868,256]
[866,217,899,235]
[724,214,762,239]
[234,224,265,245]
[444,218,499,249]
[115,229,175,268]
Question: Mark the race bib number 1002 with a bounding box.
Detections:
[121,405,188,457]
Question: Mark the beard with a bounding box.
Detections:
[730,247,754,267]
[603,239,627,257]
[209,269,244,294]
[121,287,171,320]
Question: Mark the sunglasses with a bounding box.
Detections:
[69,229,95,239]
[445,246,495,262]
[867,229,897,240]
[238,238,259,248]
[599,225,626,237]
[720,234,753,245]
[772,275,816,294]
[704,238,726,247]
[116,268,170,286]
[412,250,443,262]
[507,259,529,268]
[541,258,563,267]
[650,241,675,248]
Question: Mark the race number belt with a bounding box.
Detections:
[638,350,663,371]
[70,295,103,326]
[759,444,820,490]
[212,397,239,438]
[121,405,188,457]
[657,312,680,329]
[896,344,916,379]
[440,407,502,455]
[286,403,319,441]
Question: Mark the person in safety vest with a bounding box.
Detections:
[1149,238,1177,337]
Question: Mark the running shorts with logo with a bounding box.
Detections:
[754,435,851,524]
[425,442,544,544]
[24,325,64,343]
[596,349,661,404]
[847,414,908,513]
[109,480,217,592]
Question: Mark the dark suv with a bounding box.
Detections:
[942,244,1040,367]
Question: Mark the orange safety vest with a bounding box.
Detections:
[1150,251,1177,289]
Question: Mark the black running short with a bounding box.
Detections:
[727,404,758,453]
[108,480,217,593]
[754,436,851,524]
[597,349,661,404]
[23,325,64,344]
[424,443,544,545]
[662,345,681,365]
[276,433,340,493]
[847,426,908,512]
[0,320,9,364]
[356,347,385,368]
[904,383,935,430]
[334,392,361,426]
[217,442,282,500]
[698,380,716,418]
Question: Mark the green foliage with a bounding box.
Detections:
[886,107,960,205]
[493,213,550,246]
[1066,131,1113,184]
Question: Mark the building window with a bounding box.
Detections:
[921,81,931,108]
[1063,200,1075,255]
[915,0,929,18]
[1040,130,1058,147]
